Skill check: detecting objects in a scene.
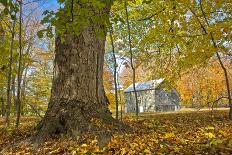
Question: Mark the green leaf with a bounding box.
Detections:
[10,14,16,20]
[37,30,44,39]
[3,8,9,15]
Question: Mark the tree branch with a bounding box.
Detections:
[137,8,166,21]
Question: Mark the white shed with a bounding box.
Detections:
[124,79,180,113]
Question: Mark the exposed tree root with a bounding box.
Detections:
[33,99,130,148]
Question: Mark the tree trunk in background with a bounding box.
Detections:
[5,18,16,126]
[12,76,17,115]
[109,30,119,120]
[35,2,124,145]
[216,52,232,119]
[191,95,194,108]
[20,66,28,115]
[125,0,139,120]
[20,39,32,115]
[117,73,123,120]
[16,0,23,128]
[0,97,5,117]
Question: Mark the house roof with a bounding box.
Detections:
[124,79,164,93]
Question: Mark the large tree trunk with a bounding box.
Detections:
[35,2,123,144]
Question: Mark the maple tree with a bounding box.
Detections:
[33,0,126,145]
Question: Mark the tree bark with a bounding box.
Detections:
[0,97,5,117]
[16,0,23,128]
[109,29,119,120]
[125,0,139,120]
[117,74,123,121]
[12,76,17,115]
[35,1,125,145]
[20,36,33,115]
[20,65,28,115]
[216,51,232,118]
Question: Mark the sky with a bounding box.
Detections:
[42,0,58,10]
[22,0,59,21]
[23,0,59,15]
[20,0,59,53]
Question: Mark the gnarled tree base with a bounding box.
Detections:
[34,99,128,147]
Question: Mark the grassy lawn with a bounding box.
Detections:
[1,109,232,154]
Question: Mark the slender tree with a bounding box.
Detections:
[117,74,123,121]
[124,0,139,120]
[16,0,23,128]
[0,96,5,117]
[20,65,28,115]
[109,29,119,120]
[12,76,17,115]
[117,61,123,120]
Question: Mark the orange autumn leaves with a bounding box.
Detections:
[1,110,232,154]
[177,59,232,106]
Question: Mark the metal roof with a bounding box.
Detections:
[124,79,164,93]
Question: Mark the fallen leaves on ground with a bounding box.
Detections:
[1,110,232,154]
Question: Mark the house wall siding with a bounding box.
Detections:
[125,88,180,113]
